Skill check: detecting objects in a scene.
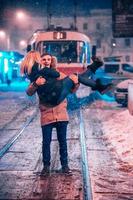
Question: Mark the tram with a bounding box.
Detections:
[27,28,92,75]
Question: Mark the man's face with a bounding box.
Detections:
[41,55,52,67]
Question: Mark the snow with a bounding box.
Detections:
[90,100,133,167]
[0,81,132,169]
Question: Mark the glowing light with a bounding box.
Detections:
[0,30,6,38]
[19,40,27,48]
[112,43,116,47]
[4,58,9,73]
[16,11,26,20]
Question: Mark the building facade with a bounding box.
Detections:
[3,9,133,63]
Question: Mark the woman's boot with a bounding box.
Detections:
[92,79,113,94]
[87,56,104,73]
[80,56,104,78]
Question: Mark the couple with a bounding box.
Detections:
[21,51,112,176]
[21,51,112,107]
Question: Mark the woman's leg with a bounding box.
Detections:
[78,73,97,87]
[57,77,75,104]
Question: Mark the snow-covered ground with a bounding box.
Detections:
[0,79,132,170]
[89,100,133,168]
[0,84,133,199]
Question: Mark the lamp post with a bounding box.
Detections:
[0,10,29,51]
[0,30,10,51]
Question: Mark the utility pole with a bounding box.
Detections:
[73,0,78,31]
[46,0,52,30]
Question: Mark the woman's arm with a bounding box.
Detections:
[39,67,60,79]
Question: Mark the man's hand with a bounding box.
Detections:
[35,76,46,86]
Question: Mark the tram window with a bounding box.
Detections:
[37,41,89,64]
[61,42,77,62]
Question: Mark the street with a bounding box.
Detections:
[0,84,132,199]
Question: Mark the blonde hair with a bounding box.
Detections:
[51,56,57,69]
[21,50,41,75]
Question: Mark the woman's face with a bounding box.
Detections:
[41,55,52,67]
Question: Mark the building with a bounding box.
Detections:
[2,9,133,63]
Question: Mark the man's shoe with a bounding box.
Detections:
[41,165,50,176]
[62,166,72,175]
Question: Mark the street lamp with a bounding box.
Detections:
[19,40,27,49]
[0,30,6,38]
[15,10,28,23]
[1,9,30,51]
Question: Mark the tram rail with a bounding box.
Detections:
[0,90,132,199]
[0,109,38,159]
[0,103,93,199]
[32,107,93,200]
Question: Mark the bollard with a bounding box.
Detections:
[128,82,133,115]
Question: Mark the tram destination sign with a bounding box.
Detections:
[112,0,133,37]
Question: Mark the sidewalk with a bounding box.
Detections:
[0,79,29,92]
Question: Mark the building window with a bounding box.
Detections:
[96,22,101,30]
[125,38,131,47]
[96,39,101,48]
[125,55,130,62]
[83,23,88,30]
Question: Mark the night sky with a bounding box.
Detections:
[0,0,112,16]
[0,0,112,28]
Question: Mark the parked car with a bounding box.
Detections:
[104,62,133,78]
[114,79,133,107]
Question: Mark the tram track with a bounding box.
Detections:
[32,107,93,200]
[0,107,38,159]
[0,100,109,200]
[0,89,132,199]
[0,101,132,199]
[0,104,33,131]
[79,108,93,200]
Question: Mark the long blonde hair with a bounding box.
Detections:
[51,56,57,69]
[21,50,41,75]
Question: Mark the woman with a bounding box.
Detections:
[21,51,112,107]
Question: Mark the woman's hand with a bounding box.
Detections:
[35,76,46,86]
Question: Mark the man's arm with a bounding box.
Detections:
[26,77,46,96]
